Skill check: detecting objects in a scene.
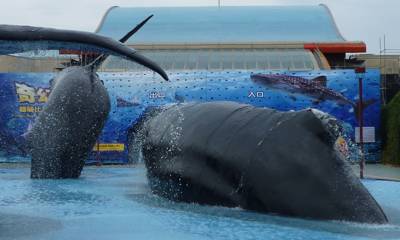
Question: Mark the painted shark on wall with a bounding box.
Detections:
[250,73,377,120]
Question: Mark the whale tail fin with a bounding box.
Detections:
[89,14,155,71]
[119,15,153,43]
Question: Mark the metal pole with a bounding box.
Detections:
[383,35,387,104]
[358,76,365,179]
[379,38,382,84]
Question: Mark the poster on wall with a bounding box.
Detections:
[0,69,381,163]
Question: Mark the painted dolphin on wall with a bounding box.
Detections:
[139,101,388,224]
[0,17,168,178]
[250,73,376,120]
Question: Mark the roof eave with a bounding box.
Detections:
[127,41,366,53]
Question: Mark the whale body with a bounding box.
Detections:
[0,24,168,179]
[27,67,110,178]
[139,101,388,223]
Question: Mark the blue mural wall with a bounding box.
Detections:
[0,69,381,163]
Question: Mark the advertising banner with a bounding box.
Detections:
[0,69,381,163]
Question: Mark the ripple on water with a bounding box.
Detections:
[1,166,400,240]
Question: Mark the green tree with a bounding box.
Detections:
[383,92,400,165]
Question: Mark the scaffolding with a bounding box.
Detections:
[379,35,400,105]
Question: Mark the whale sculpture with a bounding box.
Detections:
[0,19,168,179]
[139,101,388,223]
[27,66,111,178]
[0,23,166,79]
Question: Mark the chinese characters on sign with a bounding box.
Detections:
[149,91,165,99]
[92,143,125,152]
[248,91,264,98]
[19,105,43,113]
[16,82,50,103]
[15,82,50,114]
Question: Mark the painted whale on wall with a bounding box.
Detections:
[139,101,388,223]
[0,19,168,178]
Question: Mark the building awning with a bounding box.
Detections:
[97,5,349,44]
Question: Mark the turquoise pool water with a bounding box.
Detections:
[1,165,399,240]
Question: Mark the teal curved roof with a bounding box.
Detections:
[96,5,346,44]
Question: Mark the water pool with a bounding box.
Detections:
[1,165,399,240]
